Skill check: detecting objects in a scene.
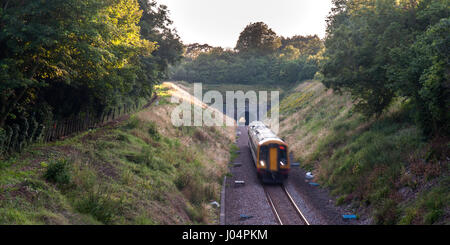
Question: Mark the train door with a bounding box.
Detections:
[267,144,288,172]
[269,144,278,172]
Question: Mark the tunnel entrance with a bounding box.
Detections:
[222,100,271,125]
[245,110,250,125]
[237,110,252,125]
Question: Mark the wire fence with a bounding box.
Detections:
[0,94,158,157]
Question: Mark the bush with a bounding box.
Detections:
[44,159,71,185]
[374,199,399,225]
[75,191,122,224]
[123,116,140,130]
[147,122,160,141]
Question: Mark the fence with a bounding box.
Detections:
[0,94,158,157]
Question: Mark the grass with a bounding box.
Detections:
[279,80,449,224]
[0,84,235,225]
[229,144,239,163]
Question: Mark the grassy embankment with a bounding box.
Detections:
[0,82,235,224]
[278,80,449,224]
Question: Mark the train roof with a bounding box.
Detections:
[248,121,285,145]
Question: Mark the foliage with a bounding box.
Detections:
[170,22,321,85]
[44,159,71,185]
[0,102,232,224]
[75,189,123,224]
[0,0,182,157]
[320,0,449,136]
[280,35,324,57]
[388,17,450,136]
[279,80,449,224]
[235,22,281,55]
[137,0,183,94]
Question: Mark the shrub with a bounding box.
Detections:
[185,202,204,223]
[175,171,193,190]
[123,116,140,130]
[75,191,122,224]
[44,159,71,185]
[374,199,399,225]
[147,122,160,141]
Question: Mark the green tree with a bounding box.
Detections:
[320,0,449,135]
[0,0,155,126]
[235,22,281,55]
[321,0,400,116]
[280,35,323,57]
[388,17,450,136]
[137,0,183,92]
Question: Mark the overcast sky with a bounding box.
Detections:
[157,0,333,48]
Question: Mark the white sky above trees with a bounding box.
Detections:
[157,0,333,48]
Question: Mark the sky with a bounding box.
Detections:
[157,0,333,49]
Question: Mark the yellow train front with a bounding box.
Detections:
[248,121,290,183]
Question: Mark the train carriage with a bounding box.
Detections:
[248,121,290,183]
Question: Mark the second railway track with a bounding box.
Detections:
[264,184,310,225]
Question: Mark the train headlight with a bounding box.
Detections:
[260,160,266,167]
[280,160,286,166]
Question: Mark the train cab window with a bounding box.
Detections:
[259,146,269,166]
[279,145,287,166]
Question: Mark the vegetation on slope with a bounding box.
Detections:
[0,0,183,156]
[0,84,234,224]
[279,80,449,225]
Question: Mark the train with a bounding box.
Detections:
[247,121,290,183]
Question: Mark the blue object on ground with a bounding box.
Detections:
[240,214,253,220]
[342,214,357,220]
[309,182,319,186]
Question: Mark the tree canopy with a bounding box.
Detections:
[0,0,182,128]
[170,22,321,86]
[320,0,449,136]
[235,22,282,55]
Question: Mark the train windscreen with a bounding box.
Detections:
[259,145,268,167]
[279,145,287,166]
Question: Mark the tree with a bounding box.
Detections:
[320,0,449,136]
[184,43,214,59]
[280,35,323,57]
[321,0,405,116]
[279,45,301,61]
[235,22,281,55]
[0,0,155,126]
[388,17,450,136]
[138,0,183,88]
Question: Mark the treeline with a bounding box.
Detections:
[321,0,449,136]
[0,0,183,155]
[170,22,322,85]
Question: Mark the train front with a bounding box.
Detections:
[257,140,290,183]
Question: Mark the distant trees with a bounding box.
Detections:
[281,35,323,57]
[321,0,449,136]
[184,43,215,59]
[170,22,321,86]
[235,22,282,55]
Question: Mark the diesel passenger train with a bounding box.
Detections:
[248,121,290,183]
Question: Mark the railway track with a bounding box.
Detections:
[264,184,310,225]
